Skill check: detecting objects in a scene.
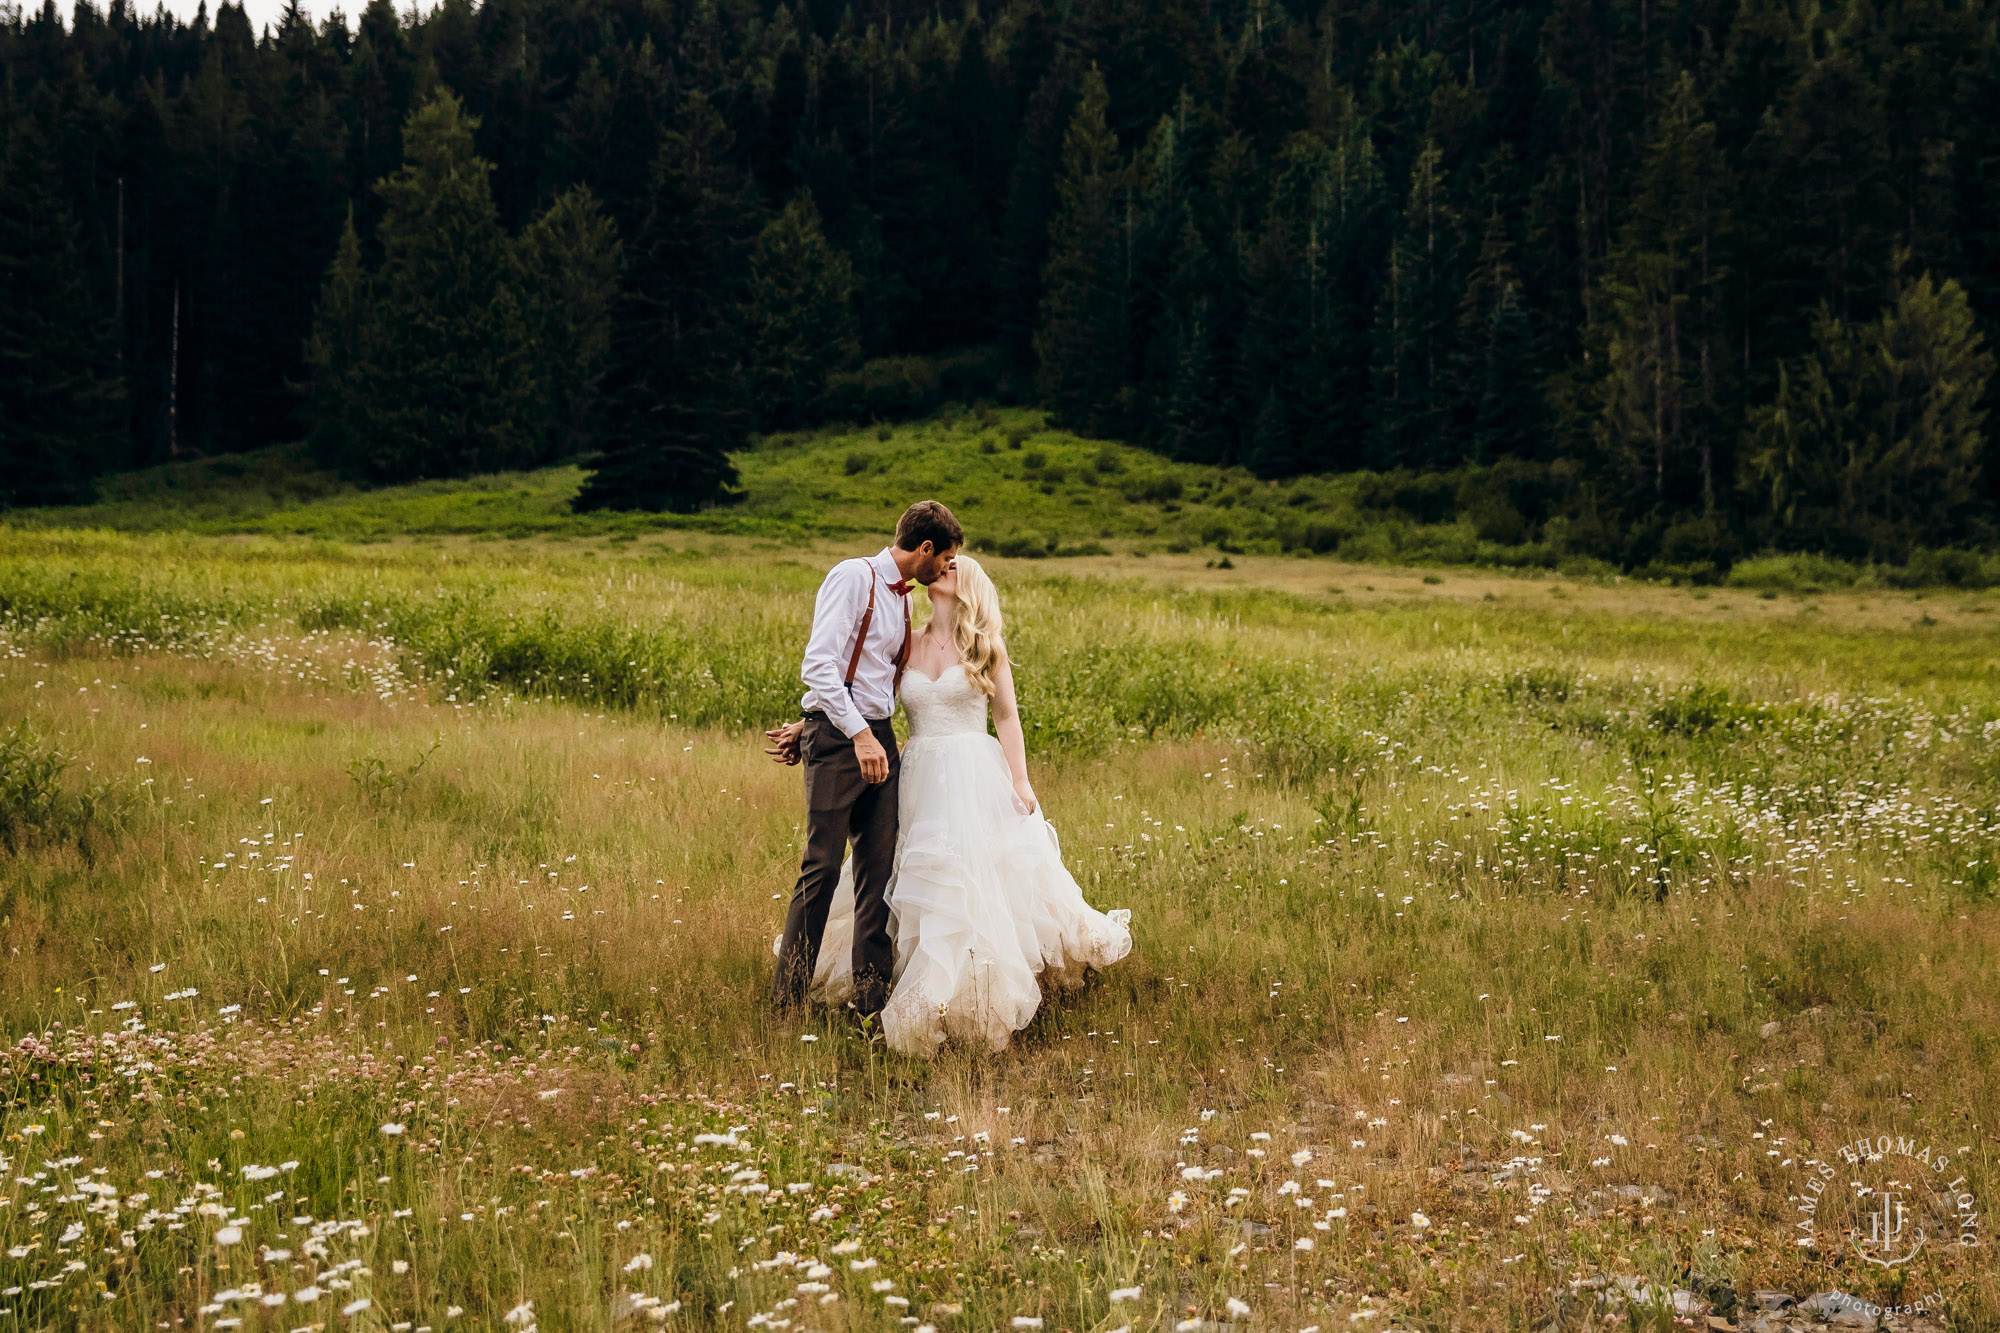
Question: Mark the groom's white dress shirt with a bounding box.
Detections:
[800,547,910,739]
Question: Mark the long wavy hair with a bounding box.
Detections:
[937,554,1006,696]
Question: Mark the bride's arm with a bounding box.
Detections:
[990,649,1037,814]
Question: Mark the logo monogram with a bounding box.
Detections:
[1857,1187,1924,1267]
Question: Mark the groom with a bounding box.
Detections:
[765,500,963,1015]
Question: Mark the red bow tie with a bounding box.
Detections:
[888,579,913,595]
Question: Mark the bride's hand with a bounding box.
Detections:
[763,720,804,765]
[1012,778,1037,815]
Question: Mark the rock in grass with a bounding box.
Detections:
[1690,1273,1739,1317]
[1800,1291,1875,1326]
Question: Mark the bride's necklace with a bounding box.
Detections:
[909,621,961,680]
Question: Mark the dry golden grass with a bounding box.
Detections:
[0,531,1995,1332]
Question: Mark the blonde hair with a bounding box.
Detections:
[938,554,1006,696]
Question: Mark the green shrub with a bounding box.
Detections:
[1724,552,1864,591]
[1632,559,1724,586]
[821,346,1020,424]
[1121,474,1183,504]
[982,533,1110,559]
[1889,548,2000,589]
[1501,667,1573,704]
[0,723,117,853]
[1354,470,1458,524]
[1649,683,1769,736]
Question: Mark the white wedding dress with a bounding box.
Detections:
[798,662,1133,1055]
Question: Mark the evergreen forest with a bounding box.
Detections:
[6,0,2000,571]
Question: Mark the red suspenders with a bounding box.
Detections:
[841,565,910,699]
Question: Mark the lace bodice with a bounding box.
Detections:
[902,663,989,738]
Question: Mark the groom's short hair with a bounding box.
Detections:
[895,500,963,552]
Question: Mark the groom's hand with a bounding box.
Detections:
[853,729,890,784]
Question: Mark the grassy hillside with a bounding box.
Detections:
[0,410,1595,565]
[21,411,2000,592]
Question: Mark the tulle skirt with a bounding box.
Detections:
[791,730,1132,1055]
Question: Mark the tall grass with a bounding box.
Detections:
[0,529,1995,1331]
[0,722,118,854]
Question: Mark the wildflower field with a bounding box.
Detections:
[0,499,1996,1330]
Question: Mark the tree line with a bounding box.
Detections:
[3,0,1998,567]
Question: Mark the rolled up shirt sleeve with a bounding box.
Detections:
[800,561,872,738]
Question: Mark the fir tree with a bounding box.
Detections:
[1738,42,1895,364]
[1159,211,1235,465]
[1291,129,1391,474]
[1369,140,1462,469]
[516,186,623,459]
[1241,214,1313,476]
[1035,66,1132,438]
[325,90,542,482]
[1473,284,1544,463]
[576,93,757,513]
[0,108,126,506]
[1459,213,1543,462]
[303,209,371,470]
[741,192,858,428]
[1583,73,1735,521]
[996,59,1080,364]
[1744,272,1994,558]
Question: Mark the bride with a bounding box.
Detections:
[799,554,1132,1054]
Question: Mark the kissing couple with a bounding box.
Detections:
[765,500,1132,1055]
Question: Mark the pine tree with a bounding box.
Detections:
[996,59,1080,364]
[348,0,420,226]
[1581,73,1735,521]
[1738,41,1894,365]
[327,90,542,482]
[1473,284,1543,463]
[1459,213,1543,462]
[1369,140,1462,469]
[1158,211,1236,465]
[1296,129,1391,473]
[516,186,623,458]
[0,107,126,506]
[1241,214,1313,476]
[303,209,371,469]
[1744,273,1994,558]
[1127,99,1199,450]
[741,192,858,429]
[576,93,757,513]
[1035,66,1132,438]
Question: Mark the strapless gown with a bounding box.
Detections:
[793,662,1132,1054]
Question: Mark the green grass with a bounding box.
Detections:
[8,413,1582,571]
[23,413,2000,593]
[0,506,1996,1330]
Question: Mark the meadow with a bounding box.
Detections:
[23,411,2000,593]
[1,429,1997,1332]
